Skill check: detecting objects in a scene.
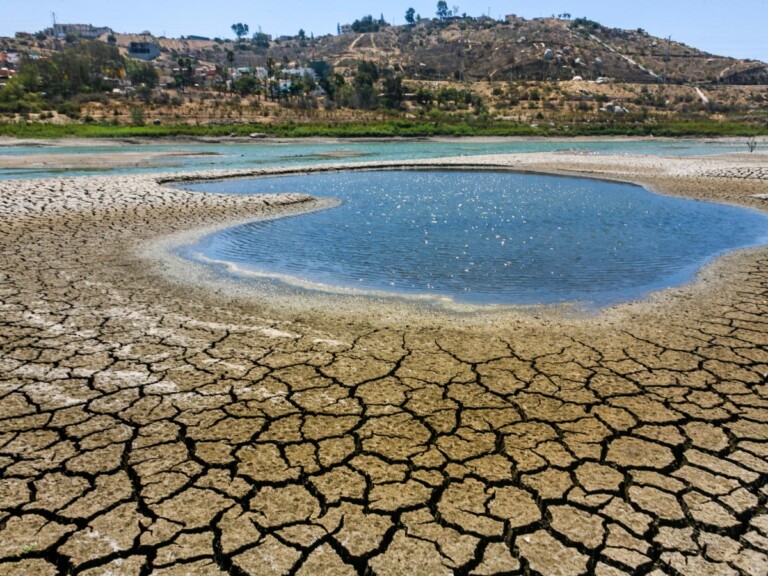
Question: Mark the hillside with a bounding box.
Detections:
[101,16,768,86]
[1,14,767,135]
[315,16,767,85]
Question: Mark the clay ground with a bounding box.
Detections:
[1,151,768,576]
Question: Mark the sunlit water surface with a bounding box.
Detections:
[180,171,768,307]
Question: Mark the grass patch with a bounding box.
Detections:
[0,118,766,139]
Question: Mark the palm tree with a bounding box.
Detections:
[226,50,235,92]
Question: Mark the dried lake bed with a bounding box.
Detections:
[1,147,768,575]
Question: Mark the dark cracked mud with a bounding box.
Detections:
[1,152,768,576]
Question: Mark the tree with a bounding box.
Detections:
[352,15,383,33]
[174,57,194,91]
[298,29,306,39]
[309,60,332,79]
[125,58,159,88]
[231,23,249,42]
[252,31,270,48]
[130,107,146,126]
[0,77,43,114]
[436,1,450,20]
[382,75,405,109]
[405,7,416,24]
[320,72,345,101]
[15,40,123,99]
[233,75,258,95]
[353,61,380,109]
[415,86,435,108]
[225,50,235,91]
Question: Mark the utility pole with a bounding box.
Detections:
[51,12,61,50]
[663,36,671,84]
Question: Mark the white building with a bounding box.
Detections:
[53,24,111,40]
[281,67,319,81]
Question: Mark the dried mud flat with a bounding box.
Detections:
[1,151,768,576]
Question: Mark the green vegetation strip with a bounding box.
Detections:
[0,119,766,139]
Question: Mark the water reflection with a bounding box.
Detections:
[181,170,768,307]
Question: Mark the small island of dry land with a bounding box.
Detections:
[1,147,768,575]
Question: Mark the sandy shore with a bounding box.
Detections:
[0,149,222,171]
[1,151,768,575]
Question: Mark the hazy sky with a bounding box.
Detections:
[3,0,767,61]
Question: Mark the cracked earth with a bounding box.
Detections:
[1,151,768,575]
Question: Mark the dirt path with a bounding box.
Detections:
[348,34,364,51]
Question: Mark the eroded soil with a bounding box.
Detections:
[1,153,768,575]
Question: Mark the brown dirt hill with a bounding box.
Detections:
[314,17,767,84]
[136,16,766,86]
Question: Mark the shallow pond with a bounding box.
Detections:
[180,170,768,307]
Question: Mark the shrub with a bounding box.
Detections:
[56,101,81,119]
[130,107,146,126]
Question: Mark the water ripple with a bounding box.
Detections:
[181,171,768,306]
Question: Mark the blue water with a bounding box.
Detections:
[180,170,768,307]
[0,138,752,180]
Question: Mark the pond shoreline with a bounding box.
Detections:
[162,167,768,312]
[138,151,768,323]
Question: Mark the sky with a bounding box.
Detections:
[2,0,767,61]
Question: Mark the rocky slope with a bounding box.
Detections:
[109,16,768,86]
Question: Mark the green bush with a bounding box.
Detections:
[0,81,42,114]
[56,101,81,119]
[130,107,146,126]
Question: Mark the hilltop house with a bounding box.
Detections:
[51,23,111,40]
[128,42,160,61]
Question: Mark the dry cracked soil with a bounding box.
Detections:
[1,152,768,576]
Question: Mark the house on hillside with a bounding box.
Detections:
[52,23,111,40]
[128,42,160,61]
[0,52,20,70]
[190,66,220,87]
[0,68,15,86]
[281,67,319,81]
[230,67,269,83]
